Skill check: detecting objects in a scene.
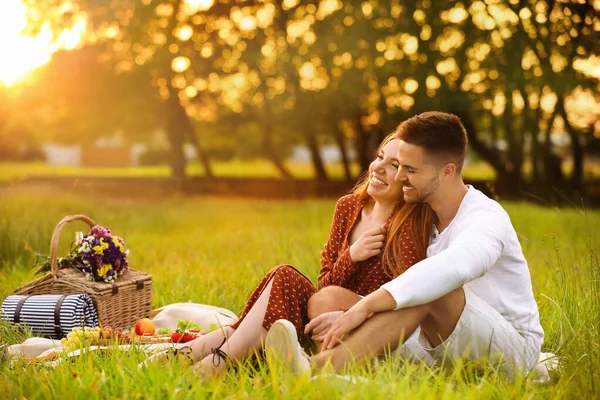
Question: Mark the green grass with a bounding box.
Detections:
[0,184,599,399]
[0,159,498,181]
[3,158,600,184]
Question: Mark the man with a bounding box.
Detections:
[265,111,543,377]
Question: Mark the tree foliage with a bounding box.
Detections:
[3,0,599,198]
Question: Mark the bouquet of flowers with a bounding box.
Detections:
[34,225,130,283]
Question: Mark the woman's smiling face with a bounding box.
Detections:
[366,138,404,205]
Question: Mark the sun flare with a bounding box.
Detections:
[0,0,86,87]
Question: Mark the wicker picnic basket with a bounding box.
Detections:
[14,215,153,329]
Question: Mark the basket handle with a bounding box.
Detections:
[50,214,96,278]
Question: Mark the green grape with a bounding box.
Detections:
[60,326,106,356]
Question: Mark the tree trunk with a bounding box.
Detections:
[305,130,328,180]
[454,109,506,173]
[502,91,523,189]
[162,0,186,179]
[187,128,214,178]
[166,88,186,179]
[261,101,293,179]
[372,126,386,153]
[353,114,371,174]
[542,107,559,185]
[332,123,353,181]
[538,104,566,203]
[451,109,519,195]
[263,122,293,179]
[490,114,499,148]
[526,95,543,183]
[556,97,583,194]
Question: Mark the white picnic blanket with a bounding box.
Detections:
[1,302,237,360]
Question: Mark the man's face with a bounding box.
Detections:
[394,140,442,204]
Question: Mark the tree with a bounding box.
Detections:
[18,0,599,192]
[306,0,599,198]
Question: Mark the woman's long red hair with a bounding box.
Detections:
[351,133,435,278]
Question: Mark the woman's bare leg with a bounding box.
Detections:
[187,326,235,360]
[139,325,235,368]
[193,278,274,377]
[307,286,362,320]
[307,286,361,350]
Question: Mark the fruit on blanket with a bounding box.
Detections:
[170,330,201,343]
[171,331,184,343]
[101,326,113,339]
[134,318,155,336]
[62,327,100,353]
[182,332,200,343]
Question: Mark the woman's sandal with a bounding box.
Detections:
[210,337,228,367]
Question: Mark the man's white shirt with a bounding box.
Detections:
[381,186,544,350]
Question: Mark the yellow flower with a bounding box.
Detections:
[112,237,124,253]
[97,263,112,277]
[93,239,110,255]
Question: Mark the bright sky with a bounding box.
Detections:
[0,0,85,86]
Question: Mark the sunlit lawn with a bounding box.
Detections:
[3,159,600,183]
[0,159,498,181]
[0,184,598,398]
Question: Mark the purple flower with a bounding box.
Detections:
[75,226,129,282]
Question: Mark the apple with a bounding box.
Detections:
[134,318,156,336]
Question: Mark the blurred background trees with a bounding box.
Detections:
[0,0,598,199]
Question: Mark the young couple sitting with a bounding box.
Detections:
[142,111,543,380]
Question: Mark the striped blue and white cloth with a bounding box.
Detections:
[1,294,99,339]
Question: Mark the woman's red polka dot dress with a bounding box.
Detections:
[230,194,422,338]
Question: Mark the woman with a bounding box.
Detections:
[142,134,434,376]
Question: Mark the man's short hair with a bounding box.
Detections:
[394,111,468,170]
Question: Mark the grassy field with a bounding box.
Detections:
[0,159,498,181]
[0,184,598,399]
[3,159,600,182]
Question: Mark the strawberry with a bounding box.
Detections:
[181,331,200,343]
[170,331,184,343]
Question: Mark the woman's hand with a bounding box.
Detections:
[322,303,370,350]
[349,226,386,263]
[304,311,344,342]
